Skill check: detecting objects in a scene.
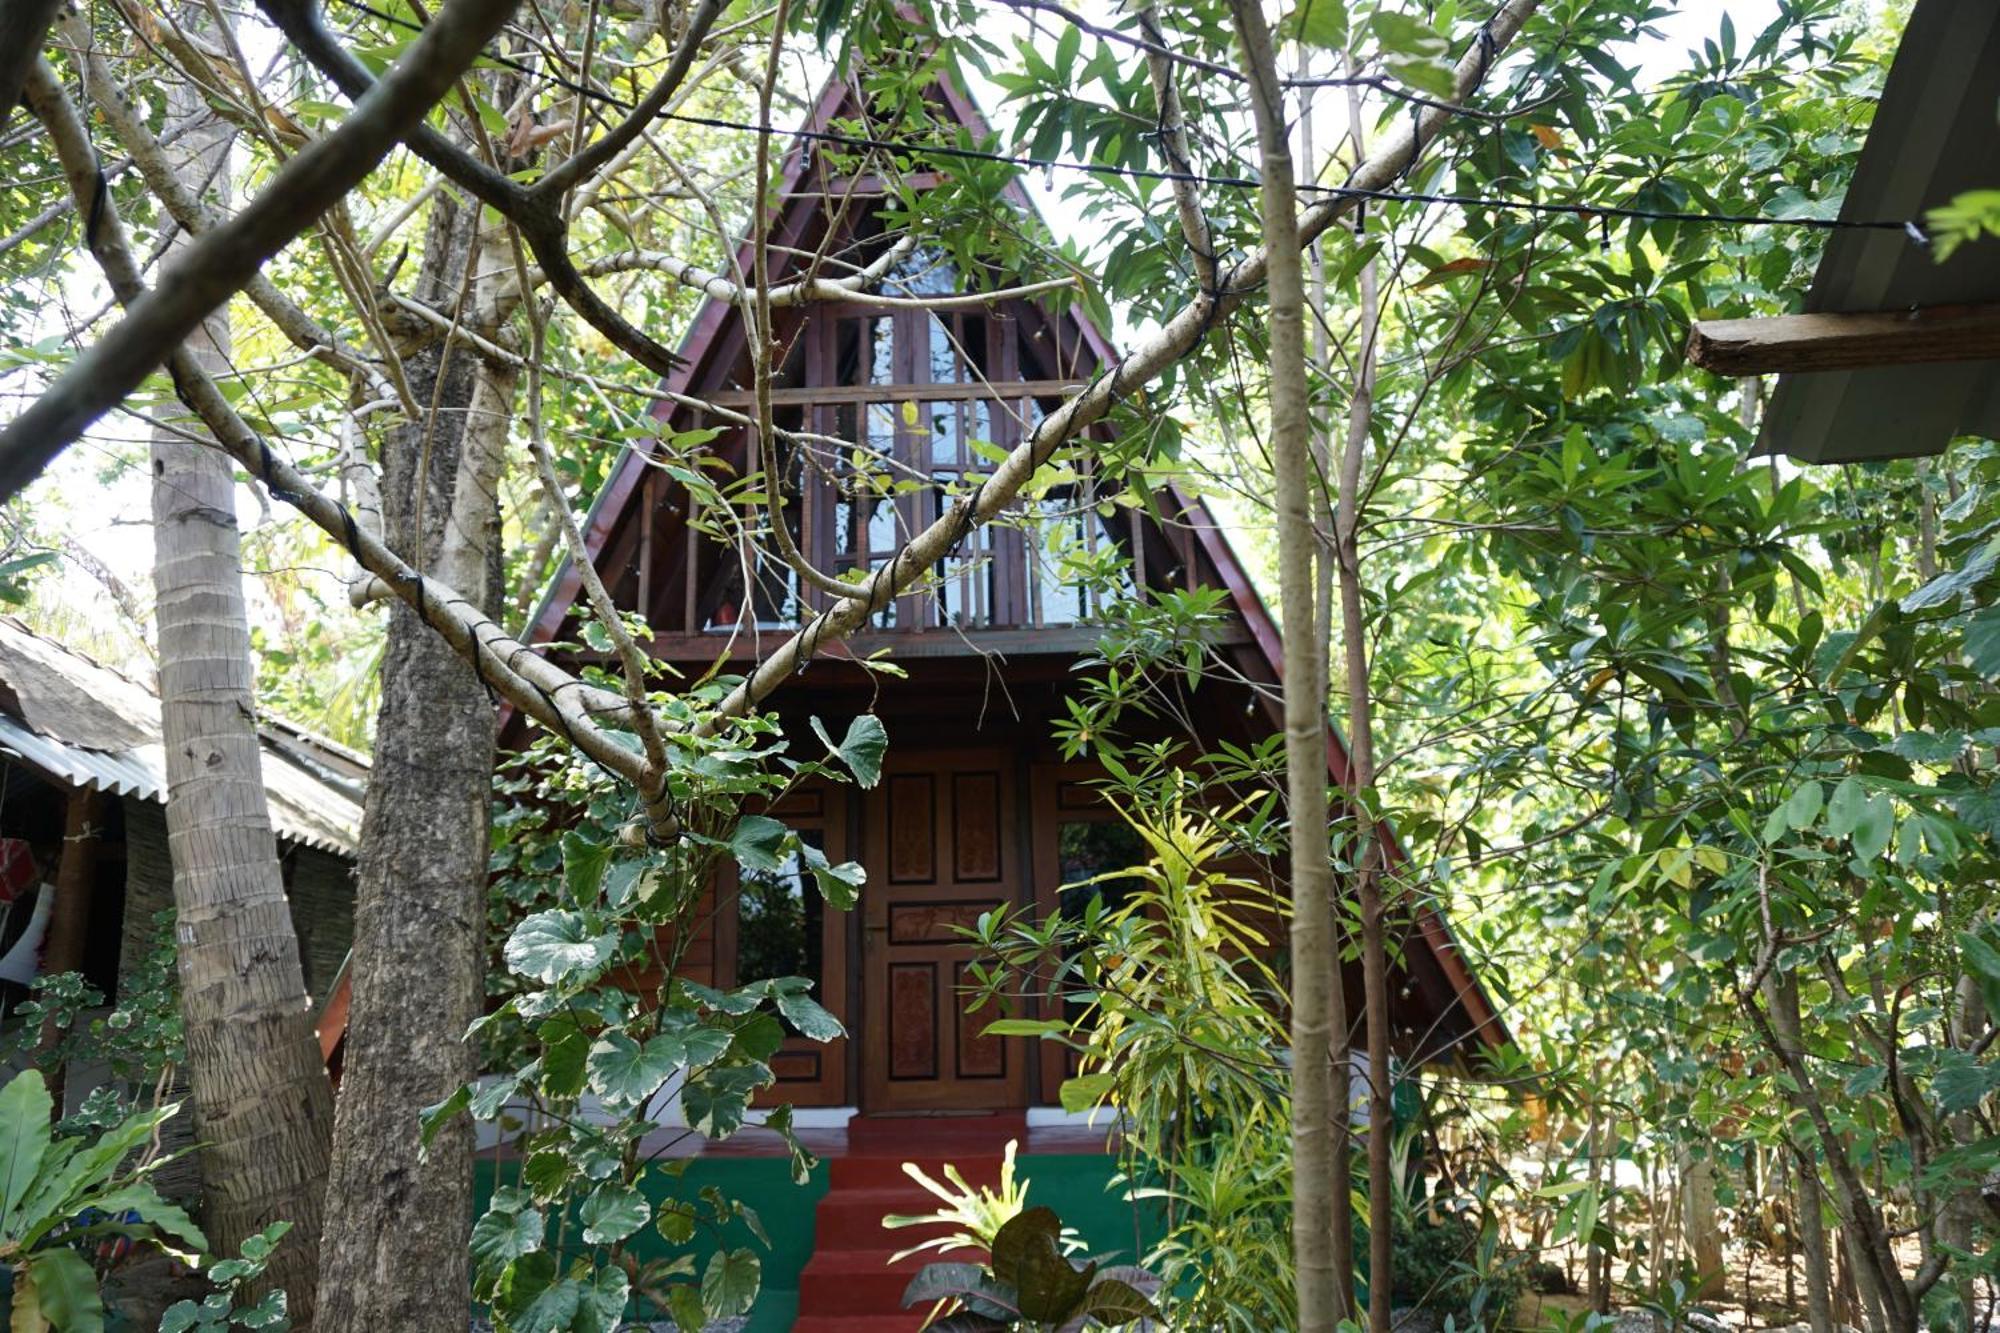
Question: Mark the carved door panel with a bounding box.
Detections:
[862,750,1026,1110]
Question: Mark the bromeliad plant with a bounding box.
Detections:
[901,1206,1158,1332]
[431,693,883,1331]
[0,1070,207,1332]
[883,1139,1082,1265]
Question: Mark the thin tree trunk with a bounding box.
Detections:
[314,189,512,1331]
[1795,1144,1837,1333]
[1763,970,1907,1332]
[1587,1102,1609,1316]
[1680,1144,1728,1288]
[37,787,102,1114]
[1312,52,1360,1320]
[1224,6,1339,1328]
[150,76,333,1317]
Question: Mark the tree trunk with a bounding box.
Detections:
[149,62,334,1318]
[313,190,512,1331]
[37,786,102,1114]
[1795,1145,1837,1333]
[1679,1149,1724,1299]
[1224,6,1340,1329]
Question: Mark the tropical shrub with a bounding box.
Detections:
[431,696,882,1329]
[966,783,1295,1328]
[0,1070,206,1332]
[900,1206,1158,1332]
[158,1222,293,1332]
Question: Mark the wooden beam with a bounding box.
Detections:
[1686,302,2000,376]
[702,378,1086,408]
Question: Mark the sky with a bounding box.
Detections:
[22,0,1814,681]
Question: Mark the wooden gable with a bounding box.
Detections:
[513,66,1508,1078]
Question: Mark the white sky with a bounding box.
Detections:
[22,0,1803,678]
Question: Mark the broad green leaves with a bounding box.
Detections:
[504,911,618,985]
[813,713,888,787]
[1366,11,1455,97]
[586,1033,682,1109]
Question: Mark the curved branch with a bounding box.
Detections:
[0,0,523,500]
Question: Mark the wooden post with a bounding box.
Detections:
[37,786,103,1114]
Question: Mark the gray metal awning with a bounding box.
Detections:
[0,617,363,855]
[1759,0,2000,464]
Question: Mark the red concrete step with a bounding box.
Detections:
[798,1247,932,1315]
[813,1186,946,1242]
[792,1316,931,1333]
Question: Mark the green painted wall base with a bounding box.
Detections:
[474,1149,1158,1326]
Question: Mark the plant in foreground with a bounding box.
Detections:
[0,1070,205,1332]
[883,1139,1080,1265]
[901,1206,1158,1331]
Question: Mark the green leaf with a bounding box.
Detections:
[563,831,613,903]
[983,1018,1066,1038]
[775,991,845,1042]
[419,1085,471,1150]
[0,1069,54,1233]
[1890,730,1970,766]
[1903,536,2000,611]
[1852,792,1895,862]
[572,1267,631,1333]
[540,1019,590,1099]
[680,1082,747,1138]
[27,1247,104,1330]
[1076,1275,1159,1325]
[505,910,618,984]
[470,1202,544,1270]
[580,1183,651,1245]
[656,1202,697,1244]
[1960,930,2000,1017]
[1286,0,1348,50]
[702,1247,762,1317]
[1966,605,2000,678]
[587,1033,682,1109]
[159,1302,203,1333]
[79,1183,206,1252]
[521,1149,571,1202]
[801,843,865,909]
[730,816,790,873]
[513,1276,581,1333]
[813,714,888,788]
[1934,1061,2000,1114]
[1059,1073,1114,1113]
[1367,11,1456,97]
[1824,777,1866,840]
[1782,781,1823,832]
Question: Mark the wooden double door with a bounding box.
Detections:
[860,748,1029,1110]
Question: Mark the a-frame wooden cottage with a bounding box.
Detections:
[506,67,1506,1121]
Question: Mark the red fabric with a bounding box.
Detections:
[0,839,36,904]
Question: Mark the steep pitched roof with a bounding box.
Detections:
[519,61,1509,1062]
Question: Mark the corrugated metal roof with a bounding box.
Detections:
[1760,0,2000,463]
[0,618,363,856]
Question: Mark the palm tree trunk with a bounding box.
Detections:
[150,77,333,1318]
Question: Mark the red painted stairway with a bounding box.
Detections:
[791,1113,1025,1331]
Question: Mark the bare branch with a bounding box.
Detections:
[0,0,523,500]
